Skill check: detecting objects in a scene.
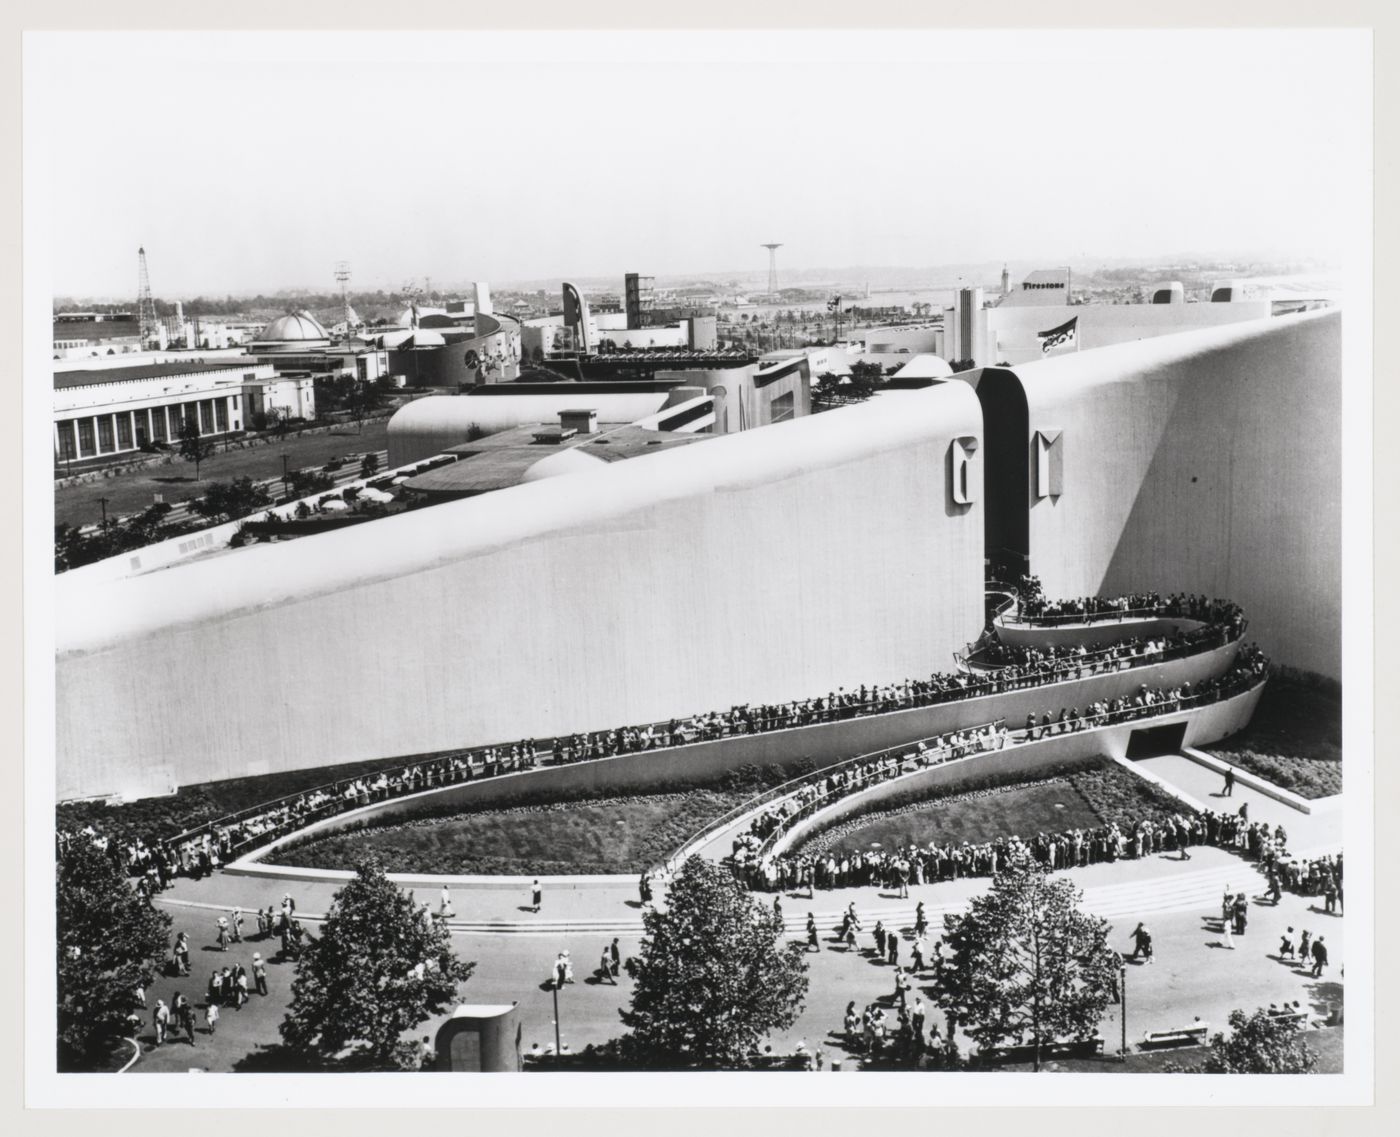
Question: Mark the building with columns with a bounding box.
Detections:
[53,359,277,467]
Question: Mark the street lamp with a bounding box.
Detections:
[97,496,110,535]
[551,974,563,1064]
[1119,959,1128,1063]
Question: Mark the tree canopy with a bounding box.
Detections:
[57,838,172,1070]
[1200,1008,1319,1074]
[619,856,809,1068]
[176,416,216,480]
[191,476,273,523]
[930,853,1120,1069]
[279,856,474,1070]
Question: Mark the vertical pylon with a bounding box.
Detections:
[137,247,159,346]
[761,243,783,301]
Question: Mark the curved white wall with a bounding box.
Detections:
[57,386,986,800]
[1009,310,1341,678]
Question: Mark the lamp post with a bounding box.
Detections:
[97,496,110,536]
[1120,960,1128,1063]
[281,454,290,501]
[552,975,563,1064]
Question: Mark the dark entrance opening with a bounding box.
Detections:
[972,368,1029,581]
[1125,722,1188,759]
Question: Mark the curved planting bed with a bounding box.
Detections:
[273,787,757,876]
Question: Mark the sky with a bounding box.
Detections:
[26,28,1371,299]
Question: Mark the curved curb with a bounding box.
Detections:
[117,1036,141,1073]
[152,845,1339,938]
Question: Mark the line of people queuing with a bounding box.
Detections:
[1014,590,1242,628]
[58,596,1258,901]
[753,789,1297,897]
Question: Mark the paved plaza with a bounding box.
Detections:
[134,755,1343,1073]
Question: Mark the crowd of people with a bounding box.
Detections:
[1012,589,1243,628]
[731,652,1270,893]
[56,593,1257,903]
[752,798,1290,895]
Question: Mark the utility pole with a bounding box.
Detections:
[281,454,290,500]
[97,496,110,535]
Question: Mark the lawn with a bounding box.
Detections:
[276,788,757,875]
[805,758,1189,857]
[1204,670,1342,798]
[817,779,1103,856]
[54,418,391,529]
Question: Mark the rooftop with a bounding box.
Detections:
[53,360,260,390]
[407,424,711,497]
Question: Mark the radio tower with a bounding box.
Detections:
[136,247,159,347]
[334,261,353,337]
[761,243,782,302]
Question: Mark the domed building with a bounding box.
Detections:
[250,311,331,353]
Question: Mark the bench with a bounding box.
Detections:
[974,1036,1105,1065]
[1141,1024,1209,1050]
[1266,1010,1310,1029]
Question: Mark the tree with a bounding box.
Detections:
[845,359,886,401]
[279,856,474,1070]
[57,838,172,1070]
[1199,1008,1319,1074]
[930,853,1120,1070]
[618,856,809,1068]
[286,468,334,499]
[191,476,273,523]
[360,452,380,478]
[176,416,215,481]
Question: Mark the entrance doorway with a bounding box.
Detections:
[1125,722,1188,759]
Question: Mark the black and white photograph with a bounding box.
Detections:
[20,17,1377,1111]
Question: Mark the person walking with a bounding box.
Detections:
[609,937,622,979]
[1131,922,1153,963]
[600,945,617,985]
[230,908,243,944]
[152,999,169,1047]
[1223,766,1235,796]
[1299,929,1313,963]
[806,913,820,953]
[531,880,543,914]
[234,965,249,1009]
[439,886,455,920]
[252,952,268,996]
[1311,936,1329,977]
[216,916,230,952]
[1222,914,1235,949]
[174,931,190,976]
[204,1000,219,1037]
[180,997,196,1046]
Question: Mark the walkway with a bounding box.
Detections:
[1134,754,1341,849]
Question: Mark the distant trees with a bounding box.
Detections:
[618,856,809,1068]
[284,468,335,499]
[54,503,185,573]
[190,476,274,523]
[279,856,474,1070]
[57,838,172,1070]
[175,417,215,481]
[929,854,1120,1071]
[812,360,886,407]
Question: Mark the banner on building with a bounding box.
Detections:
[1037,315,1078,354]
